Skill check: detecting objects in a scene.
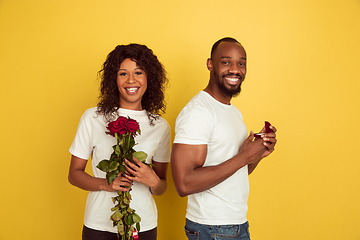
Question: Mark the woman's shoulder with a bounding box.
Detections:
[156,115,170,128]
[81,107,98,118]
[145,114,170,131]
[77,107,104,124]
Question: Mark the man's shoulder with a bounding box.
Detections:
[179,92,212,117]
[184,91,215,110]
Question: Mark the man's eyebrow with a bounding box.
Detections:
[220,56,247,60]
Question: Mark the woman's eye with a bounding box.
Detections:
[135,71,143,75]
[119,72,127,76]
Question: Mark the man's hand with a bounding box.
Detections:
[260,125,277,158]
[238,131,268,166]
[246,125,277,174]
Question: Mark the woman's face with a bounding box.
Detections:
[116,58,147,110]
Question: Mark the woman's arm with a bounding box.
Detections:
[68,155,132,192]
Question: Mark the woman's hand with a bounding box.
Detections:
[124,157,161,189]
[68,155,132,192]
[105,172,132,192]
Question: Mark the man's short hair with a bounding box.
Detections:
[210,37,240,60]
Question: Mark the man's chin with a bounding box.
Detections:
[228,89,241,98]
[220,85,241,98]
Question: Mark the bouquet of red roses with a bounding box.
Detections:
[97,116,148,240]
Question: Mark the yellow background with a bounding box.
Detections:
[1,0,359,239]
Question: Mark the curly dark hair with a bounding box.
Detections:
[96,43,168,124]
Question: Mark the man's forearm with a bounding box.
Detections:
[172,152,249,197]
[248,160,261,175]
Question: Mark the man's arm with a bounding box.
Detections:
[171,133,267,197]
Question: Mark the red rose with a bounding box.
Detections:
[107,116,128,136]
[126,118,140,134]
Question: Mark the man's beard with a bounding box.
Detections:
[213,69,242,98]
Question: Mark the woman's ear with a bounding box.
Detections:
[206,58,213,71]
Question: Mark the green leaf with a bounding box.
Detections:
[125,153,133,162]
[115,145,121,155]
[126,214,134,225]
[111,206,119,212]
[110,152,119,161]
[96,160,110,172]
[109,161,120,172]
[118,138,124,146]
[123,198,130,204]
[118,164,126,174]
[125,192,132,200]
[110,210,123,221]
[127,230,133,239]
[106,170,118,184]
[132,213,141,223]
[117,220,125,235]
[136,222,140,232]
[133,151,148,162]
[129,136,135,148]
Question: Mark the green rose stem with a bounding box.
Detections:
[96,117,147,240]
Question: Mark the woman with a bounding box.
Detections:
[68,44,170,240]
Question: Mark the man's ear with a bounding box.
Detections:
[206,58,213,71]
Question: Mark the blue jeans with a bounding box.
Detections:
[185,219,250,240]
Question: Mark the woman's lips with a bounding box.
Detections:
[125,87,139,94]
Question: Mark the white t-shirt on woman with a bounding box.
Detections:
[69,107,171,233]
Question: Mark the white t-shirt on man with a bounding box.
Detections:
[69,107,170,233]
[174,91,249,225]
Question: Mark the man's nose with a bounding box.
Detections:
[229,64,240,74]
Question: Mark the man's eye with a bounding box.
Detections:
[222,61,229,65]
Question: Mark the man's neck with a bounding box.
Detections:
[203,83,232,105]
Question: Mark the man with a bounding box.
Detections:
[171,37,277,240]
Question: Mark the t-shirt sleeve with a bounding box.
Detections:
[173,104,213,145]
[69,110,93,160]
[152,120,171,163]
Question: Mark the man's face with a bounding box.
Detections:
[210,42,247,98]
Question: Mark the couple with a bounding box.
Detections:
[68,37,277,240]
